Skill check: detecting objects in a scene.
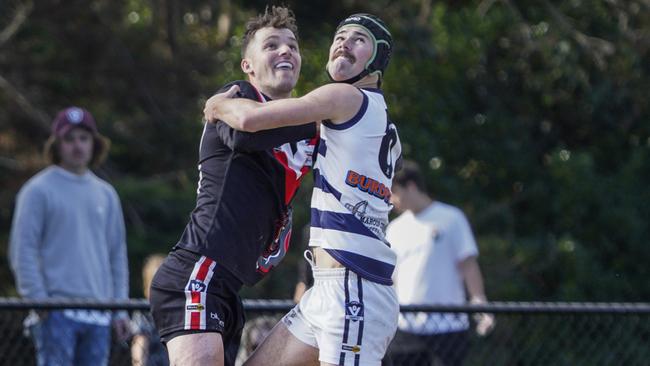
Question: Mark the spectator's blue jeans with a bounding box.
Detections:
[30,310,111,366]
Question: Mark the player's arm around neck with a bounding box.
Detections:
[206,83,364,132]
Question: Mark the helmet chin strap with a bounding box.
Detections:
[327,69,370,84]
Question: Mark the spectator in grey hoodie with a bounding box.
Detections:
[9,106,129,366]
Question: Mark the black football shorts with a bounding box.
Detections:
[149,248,245,364]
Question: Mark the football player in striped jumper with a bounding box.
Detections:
[205,13,402,366]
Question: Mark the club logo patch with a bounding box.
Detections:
[345,301,364,322]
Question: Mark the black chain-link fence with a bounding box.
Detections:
[0,298,648,366]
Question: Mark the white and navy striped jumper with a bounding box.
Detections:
[310,88,402,285]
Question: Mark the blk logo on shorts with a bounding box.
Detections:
[282,308,299,326]
[345,301,364,322]
[187,279,207,292]
[210,312,225,328]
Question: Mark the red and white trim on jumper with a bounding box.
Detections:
[183,256,216,330]
[273,136,318,204]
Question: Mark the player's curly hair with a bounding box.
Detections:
[241,5,299,57]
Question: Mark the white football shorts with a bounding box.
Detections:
[283,267,399,366]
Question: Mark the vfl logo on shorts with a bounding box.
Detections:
[345,301,364,322]
[187,279,207,292]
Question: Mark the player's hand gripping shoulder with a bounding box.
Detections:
[203,84,259,127]
[204,83,364,132]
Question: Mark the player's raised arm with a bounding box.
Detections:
[204,82,363,132]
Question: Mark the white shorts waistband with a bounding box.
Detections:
[312,267,350,281]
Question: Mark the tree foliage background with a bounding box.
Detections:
[1,0,648,301]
